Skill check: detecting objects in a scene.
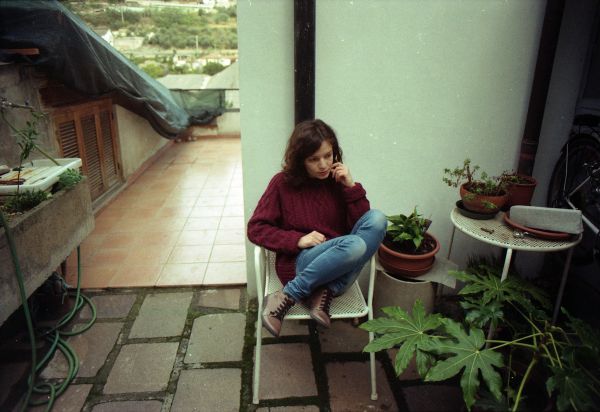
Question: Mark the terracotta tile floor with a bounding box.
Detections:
[65,136,246,288]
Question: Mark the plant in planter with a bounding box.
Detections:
[378,207,440,278]
[1,106,61,214]
[360,261,600,411]
[500,170,538,208]
[443,158,508,214]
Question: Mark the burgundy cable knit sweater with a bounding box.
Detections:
[247,172,371,285]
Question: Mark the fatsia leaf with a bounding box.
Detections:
[564,309,600,355]
[451,267,550,317]
[415,348,435,377]
[422,319,503,411]
[547,366,596,412]
[360,300,442,377]
[461,300,503,329]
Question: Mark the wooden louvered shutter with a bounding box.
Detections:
[99,110,120,187]
[57,120,80,159]
[80,113,104,199]
[53,99,121,201]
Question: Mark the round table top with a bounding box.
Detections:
[450,207,581,252]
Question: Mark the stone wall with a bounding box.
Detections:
[0,64,58,167]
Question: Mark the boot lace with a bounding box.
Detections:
[318,289,333,314]
[270,295,294,320]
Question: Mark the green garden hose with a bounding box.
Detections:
[0,210,96,411]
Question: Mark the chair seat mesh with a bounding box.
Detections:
[264,250,368,319]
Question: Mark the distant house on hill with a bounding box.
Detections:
[156,74,211,90]
[101,29,114,46]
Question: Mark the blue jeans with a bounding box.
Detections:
[283,209,387,302]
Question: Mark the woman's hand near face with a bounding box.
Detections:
[330,162,355,188]
[297,231,326,249]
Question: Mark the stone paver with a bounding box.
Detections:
[30,384,92,412]
[194,288,240,309]
[318,321,369,353]
[77,294,136,319]
[171,368,241,411]
[129,292,192,338]
[327,361,396,412]
[185,313,246,363]
[3,285,458,410]
[259,320,309,338]
[402,384,464,411]
[91,400,163,412]
[257,343,317,400]
[103,342,178,394]
[41,322,122,378]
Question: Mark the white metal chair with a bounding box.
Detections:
[252,245,378,404]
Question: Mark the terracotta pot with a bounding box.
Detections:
[459,183,508,214]
[505,175,537,208]
[378,233,440,278]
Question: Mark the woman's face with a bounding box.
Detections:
[304,140,334,180]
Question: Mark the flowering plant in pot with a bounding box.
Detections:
[378,207,440,278]
[443,158,508,214]
[500,170,538,209]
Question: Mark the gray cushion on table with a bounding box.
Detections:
[509,206,583,234]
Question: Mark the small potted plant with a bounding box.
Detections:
[500,170,537,209]
[378,207,440,278]
[443,158,508,214]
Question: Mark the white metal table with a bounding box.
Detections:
[449,207,581,323]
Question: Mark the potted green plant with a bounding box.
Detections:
[378,207,440,278]
[443,158,508,214]
[500,170,538,209]
[360,260,600,411]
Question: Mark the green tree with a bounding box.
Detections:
[202,62,225,76]
[141,62,166,78]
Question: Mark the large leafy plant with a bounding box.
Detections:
[361,262,600,411]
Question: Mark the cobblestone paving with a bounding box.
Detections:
[16,286,464,411]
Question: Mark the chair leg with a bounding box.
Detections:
[369,331,378,401]
[253,301,264,404]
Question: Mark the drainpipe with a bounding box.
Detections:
[294,0,315,124]
[518,0,566,175]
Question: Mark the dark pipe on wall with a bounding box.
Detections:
[518,0,566,176]
[294,0,315,125]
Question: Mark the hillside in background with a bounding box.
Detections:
[61,0,237,78]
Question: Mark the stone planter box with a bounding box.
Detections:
[0,177,94,325]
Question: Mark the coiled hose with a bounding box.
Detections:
[0,210,96,411]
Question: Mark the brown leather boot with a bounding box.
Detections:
[307,287,333,328]
[262,290,295,337]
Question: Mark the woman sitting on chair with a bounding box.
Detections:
[247,119,387,337]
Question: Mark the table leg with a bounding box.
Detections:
[552,247,574,324]
[500,248,513,282]
[447,226,456,261]
[487,248,514,345]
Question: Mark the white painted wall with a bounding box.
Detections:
[238,0,295,294]
[217,111,241,135]
[240,0,547,295]
[114,105,170,178]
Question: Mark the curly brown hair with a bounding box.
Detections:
[282,119,343,186]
